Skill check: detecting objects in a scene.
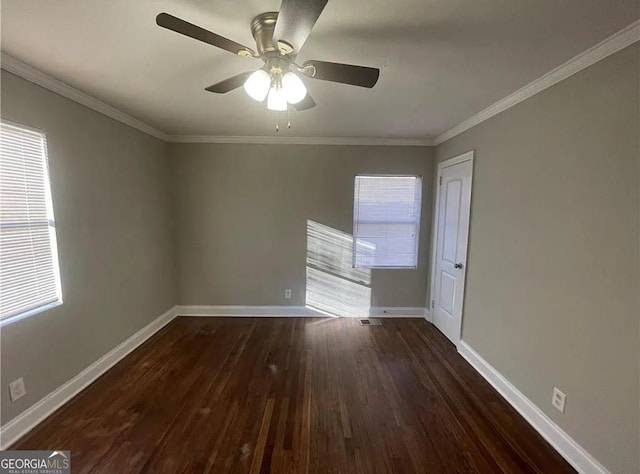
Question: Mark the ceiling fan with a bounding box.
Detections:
[156,0,380,112]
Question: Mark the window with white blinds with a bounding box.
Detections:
[353,175,422,268]
[0,121,62,322]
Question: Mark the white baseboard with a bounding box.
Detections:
[176,305,427,318]
[374,307,427,318]
[0,306,178,449]
[457,341,609,474]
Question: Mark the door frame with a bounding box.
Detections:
[428,150,474,345]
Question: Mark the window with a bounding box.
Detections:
[353,175,422,268]
[0,121,62,323]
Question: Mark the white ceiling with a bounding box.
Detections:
[1,0,638,140]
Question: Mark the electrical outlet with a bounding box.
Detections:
[284,289,292,299]
[9,378,26,402]
[552,387,566,413]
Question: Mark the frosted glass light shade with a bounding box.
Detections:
[244,70,271,102]
[282,72,307,104]
[267,86,288,111]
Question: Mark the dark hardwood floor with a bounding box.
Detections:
[13,317,574,473]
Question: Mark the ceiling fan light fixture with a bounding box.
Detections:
[244,69,271,102]
[282,72,307,104]
[267,86,288,111]
[158,4,380,113]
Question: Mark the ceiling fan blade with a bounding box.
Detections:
[273,0,328,54]
[294,93,316,111]
[156,13,256,58]
[301,60,379,88]
[205,71,254,93]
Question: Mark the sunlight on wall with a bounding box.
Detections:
[307,220,371,284]
[305,220,371,318]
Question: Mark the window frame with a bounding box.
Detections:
[352,174,423,270]
[0,119,63,326]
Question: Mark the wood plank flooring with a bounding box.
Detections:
[13,317,574,473]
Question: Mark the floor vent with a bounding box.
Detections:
[359,318,382,326]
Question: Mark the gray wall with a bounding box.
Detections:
[171,144,434,308]
[2,42,636,473]
[0,71,177,424]
[435,44,639,474]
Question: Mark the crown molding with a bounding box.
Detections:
[166,135,434,146]
[4,18,638,149]
[0,53,432,147]
[1,53,170,141]
[433,20,640,145]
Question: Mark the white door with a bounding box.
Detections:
[431,152,473,346]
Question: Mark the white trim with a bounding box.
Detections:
[176,305,426,318]
[458,340,610,474]
[437,150,475,169]
[166,135,434,146]
[178,305,319,317]
[433,20,640,145]
[0,306,178,449]
[429,151,474,346]
[373,307,427,318]
[0,54,432,147]
[3,20,638,149]
[0,301,62,327]
[5,21,637,149]
[1,53,169,141]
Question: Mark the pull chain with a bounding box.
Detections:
[274,108,292,132]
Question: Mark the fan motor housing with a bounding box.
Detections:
[251,12,281,56]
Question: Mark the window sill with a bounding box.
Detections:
[1,300,63,327]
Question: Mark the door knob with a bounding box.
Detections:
[454,263,463,269]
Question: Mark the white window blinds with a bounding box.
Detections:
[353,175,422,268]
[0,121,62,322]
